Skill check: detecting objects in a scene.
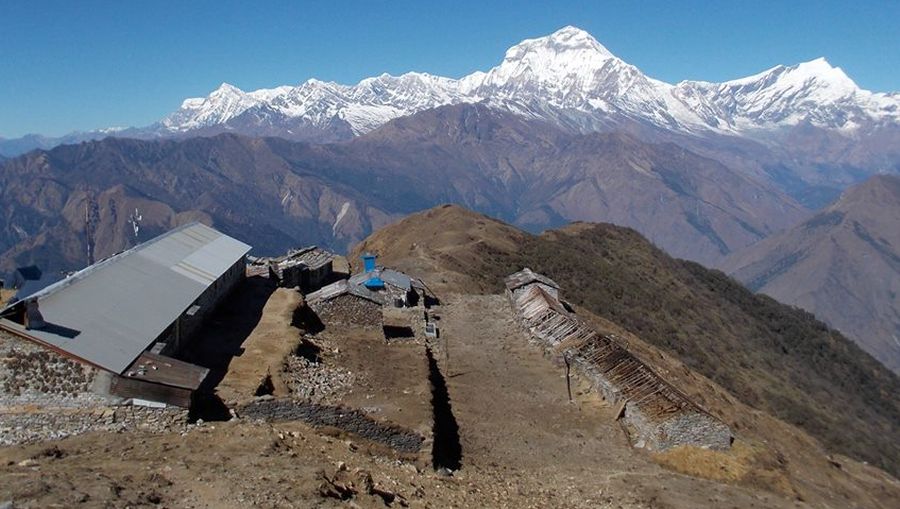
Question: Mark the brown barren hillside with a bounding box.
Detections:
[353,204,900,477]
[0,104,806,275]
[721,175,900,374]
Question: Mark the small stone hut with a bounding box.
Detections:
[305,255,427,328]
[246,246,335,293]
[348,268,424,308]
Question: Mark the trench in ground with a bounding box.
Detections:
[383,325,415,340]
[189,392,232,422]
[427,346,462,471]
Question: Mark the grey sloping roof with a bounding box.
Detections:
[504,268,560,292]
[349,268,412,291]
[306,280,348,302]
[0,223,250,373]
[281,246,333,271]
[12,275,62,302]
[306,279,385,306]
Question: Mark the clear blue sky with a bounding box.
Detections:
[1,0,898,137]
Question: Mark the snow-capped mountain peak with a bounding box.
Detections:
[247,84,294,102]
[722,57,858,97]
[156,26,899,138]
[213,82,243,94]
[164,82,256,130]
[481,25,619,90]
[670,56,896,130]
[503,25,616,61]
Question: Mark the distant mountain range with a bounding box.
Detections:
[722,175,900,373]
[150,26,900,138]
[0,104,807,274]
[3,26,898,206]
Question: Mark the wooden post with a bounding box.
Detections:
[564,353,573,403]
[444,332,450,377]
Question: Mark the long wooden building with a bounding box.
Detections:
[506,268,732,451]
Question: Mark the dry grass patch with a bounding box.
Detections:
[653,440,796,498]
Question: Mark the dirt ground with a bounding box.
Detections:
[180,277,279,396]
[1,290,898,508]
[314,325,432,446]
[430,294,808,509]
[0,288,14,307]
[214,285,303,404]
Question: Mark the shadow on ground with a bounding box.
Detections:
[180,276,277,392]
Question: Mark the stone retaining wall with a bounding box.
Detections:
[240,398,424,454]
[0,405,189,446]
[1,331,191,446]
[311,295,382,329]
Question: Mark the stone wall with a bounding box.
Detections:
[0,331,191,446]
[0,331,101,407]
[240,398,423,454]
[0,405,189,446]
[644,409,733,451]
[311,295,382,329]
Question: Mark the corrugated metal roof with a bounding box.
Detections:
[306,279,350,302]
[308,266,419,308]
[0,223,250,374]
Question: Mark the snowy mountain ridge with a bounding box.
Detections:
[159,25,900,138]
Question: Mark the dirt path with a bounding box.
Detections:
[432,294,796,508]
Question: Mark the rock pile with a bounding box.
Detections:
[310,294,383,329]
[240,399,423,453]
[283,355,355,403]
